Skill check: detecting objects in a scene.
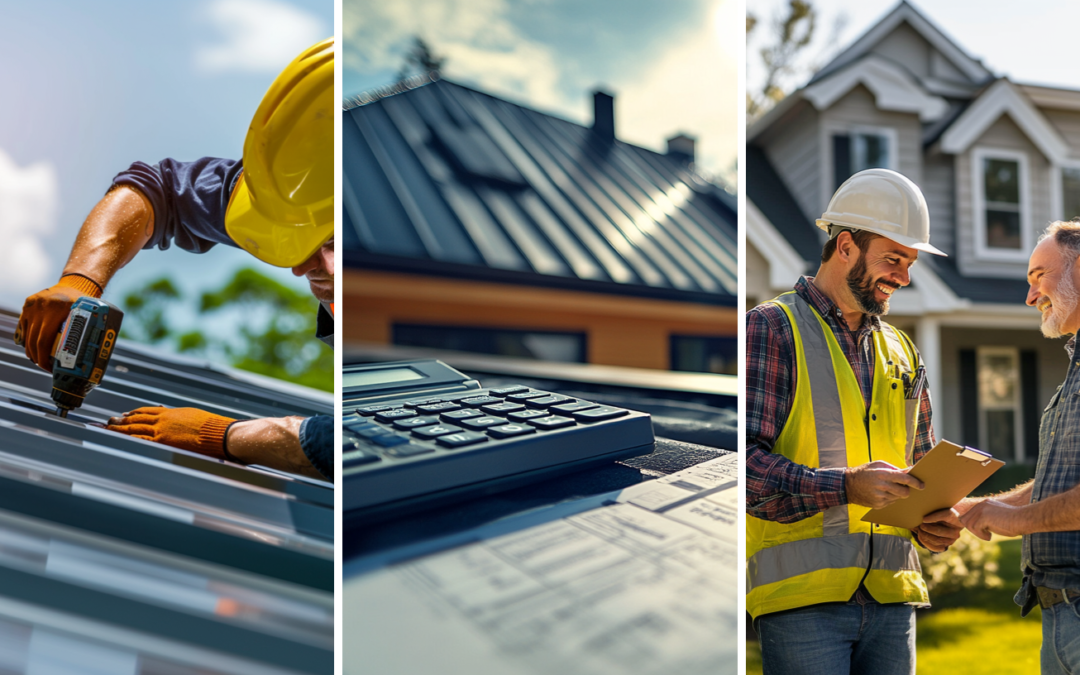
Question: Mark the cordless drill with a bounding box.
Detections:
[16,297,125,417]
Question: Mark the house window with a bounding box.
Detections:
[973,148,1030,260]
[392,324,587,363]
[670,336,737,374]
[977,347,1022,461]
[833,130,893,189]
[1062,166,1080,220]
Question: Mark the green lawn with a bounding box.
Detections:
[747,540,1043,674]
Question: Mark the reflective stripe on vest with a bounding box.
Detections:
[746,291,928,619]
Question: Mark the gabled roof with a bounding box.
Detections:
[343,79,738,306]
[0,309,332,673]
[940,78,1071,163]
[804,55,949,121]
[811,1,993,87]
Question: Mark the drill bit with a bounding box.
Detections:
[56,407,68,418]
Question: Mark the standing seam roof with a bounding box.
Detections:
[344,79,737,305]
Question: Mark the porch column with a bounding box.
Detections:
[916,316,943,433]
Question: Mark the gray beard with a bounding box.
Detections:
[1042,270,1079,338]
[846,252,892,316]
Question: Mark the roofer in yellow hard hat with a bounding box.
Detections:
[16,39,335,482]
[745,169,962,673]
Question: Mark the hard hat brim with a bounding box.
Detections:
[816,218,947,257]
[226,173,334,268]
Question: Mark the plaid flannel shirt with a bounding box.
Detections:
[746,276,936,523]
[1017,336,1080,613]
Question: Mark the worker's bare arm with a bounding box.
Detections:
[845,460,925,509]
[961,480,1078,541]
[227,416,324,481]
[62,186,154,287]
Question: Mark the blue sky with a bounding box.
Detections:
[0,0,331,356]
[343,0,740,185]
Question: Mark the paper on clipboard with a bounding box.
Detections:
[861,440,1004,530]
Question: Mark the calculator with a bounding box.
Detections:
[343,360,655,516]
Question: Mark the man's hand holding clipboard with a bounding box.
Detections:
[862,441,1004,532]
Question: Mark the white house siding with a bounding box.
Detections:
[1042,108,1080,155]
[935,325,1069,458]
[955,114,1053,278]
[745,241,774,309]
[923,153,956,256]
[818,85,924,210]
[761,103,821,223]
[870,21,932,80]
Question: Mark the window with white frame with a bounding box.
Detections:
[977,347,1022,461]
[832,128,895,190]
[1062,166,1080,220]
[973,148,1030,260]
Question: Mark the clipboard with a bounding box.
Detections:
[861,440,1004,530]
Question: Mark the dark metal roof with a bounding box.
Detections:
[0,309,332,674]
[922,256,1030,305]
[746,143,821,265]
[343,78,738,305]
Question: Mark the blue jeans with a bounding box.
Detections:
[757,595,916,675]
[1042,595,1080,674]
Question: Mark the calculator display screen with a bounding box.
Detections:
[344,367,424,388]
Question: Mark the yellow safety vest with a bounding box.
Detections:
[746,292,929,620]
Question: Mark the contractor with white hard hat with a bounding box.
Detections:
[746,168,957,674]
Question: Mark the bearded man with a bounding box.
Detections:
[746,169,962,675]
[944,221,1080,675]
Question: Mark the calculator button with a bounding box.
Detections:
[488,424,537,439]
[550,401,599,414]
[573,406,630,422]
[412,424,463,439]
[375,408,417,422]
[404,398,441,408]
[482,402,524,415]
[489,385,530,397]
[506,391,547,402]
[461,396,502,407]
[527,415,576,430]
[419,401,462,414]
[440,409,483,422]
[343,449,382,467]
[384,443,435,458]
[344,419,377,432]
[355,405,393,415]
[508,409,548,422]
[436,431,490,448]
[459,416,507,430]
[370,433,410,447]
[393,416,440,430]
[525,395,570,408]
[356,425,394,439]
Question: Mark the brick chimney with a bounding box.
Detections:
[592,90,615,142]
[667,133,696,165]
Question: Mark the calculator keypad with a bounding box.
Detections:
[344,388,635,463]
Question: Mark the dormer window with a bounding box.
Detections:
[832,127,895,189]
[972,147,1030,261]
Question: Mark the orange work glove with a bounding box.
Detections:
[106,407,238,460]
[16,274,104,372]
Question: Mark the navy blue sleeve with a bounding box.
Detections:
[299,415,333,481]
[112,158,244,253]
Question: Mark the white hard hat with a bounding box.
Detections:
[816,168,946,256]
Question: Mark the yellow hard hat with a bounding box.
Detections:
[225,38,334,268]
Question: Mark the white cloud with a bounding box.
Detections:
[196,0,327,74]
[0,148,58,297]
[344,0,569,111]
[617,0,738,181]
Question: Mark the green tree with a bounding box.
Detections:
[746,1,816,122]
[396,36,446,83]
[119,268,332,392]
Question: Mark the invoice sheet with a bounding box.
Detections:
[345,452,738,675]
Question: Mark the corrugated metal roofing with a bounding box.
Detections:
[343,78,738,305]
[0,309,332,674]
